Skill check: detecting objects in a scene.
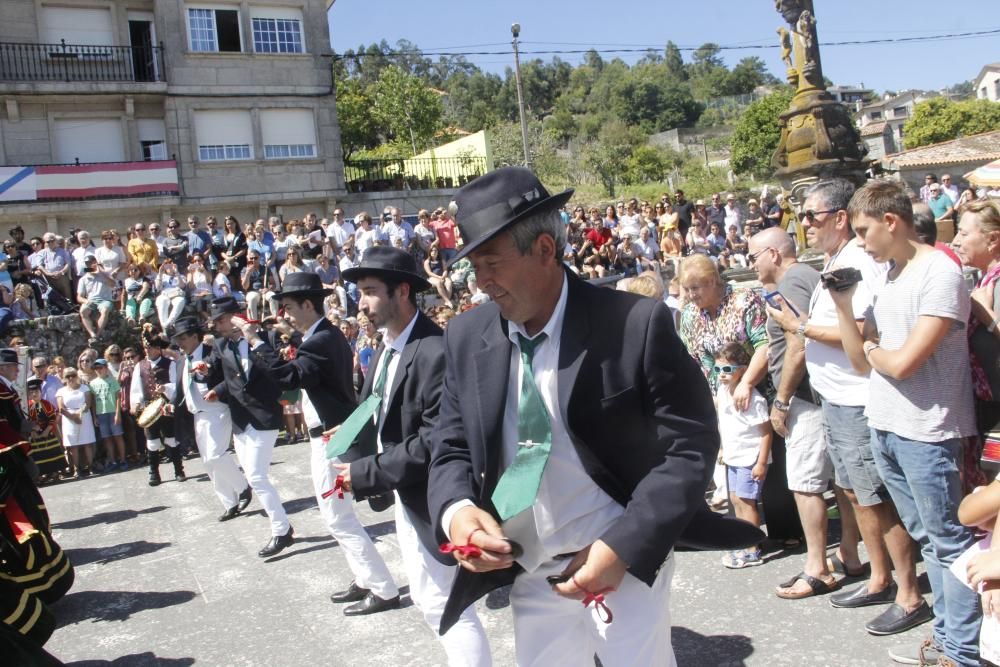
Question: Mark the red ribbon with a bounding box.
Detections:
[321,474,345,500]
[439,542,483,559]
[573,575,614,624]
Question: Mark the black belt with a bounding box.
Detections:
[308,425,326,439]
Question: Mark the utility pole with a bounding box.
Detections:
[511,23,531,169]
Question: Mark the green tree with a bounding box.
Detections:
[729,88,795,177]
[664,41,687,81]
[903,97,1000,149]
[335,78,377,159]
[369,65,445,155]
[582,120,642,197]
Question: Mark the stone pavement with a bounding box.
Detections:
[39,441,933,666]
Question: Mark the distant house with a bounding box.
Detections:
[974,63,1000,102]
[858,91,929,156]
[828,85,873,109]
[860,122,893,162]
[881,129,1000,193]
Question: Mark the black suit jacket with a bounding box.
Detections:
[347,312,449,564]
[428,270,732,632]
[204,336,283,433]
[253,318,358,451]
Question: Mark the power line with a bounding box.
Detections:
[332,27,1000,61]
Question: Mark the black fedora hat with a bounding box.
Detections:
[169,316,203,339]
[209,296,242,321]
[273,272,332,299]
[0,348,19,365]
[448,166,573,265]
[342,246,431,292]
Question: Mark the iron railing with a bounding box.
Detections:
[0,40,165,83]
[344,156,488,192]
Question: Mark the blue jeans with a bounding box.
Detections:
[870,429,980,667]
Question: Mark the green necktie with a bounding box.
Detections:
[491,333,553,521]
[326,347,396,459]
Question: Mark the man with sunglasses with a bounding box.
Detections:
[749,228,838,603]
[27,356,62,407]
[766,180,927,648]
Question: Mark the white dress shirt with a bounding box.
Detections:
[374,311,419,452]
[444,275,622,573]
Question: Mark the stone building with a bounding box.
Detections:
[974,63,1000,103]
[0,0,346,237]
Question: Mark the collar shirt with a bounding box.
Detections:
[724,204,743,227]
[942,184,959,204]
[637,237,659,259]
[339,253,359,274]
[29,374,62,406]
[187,230,211,255]
[329,222,355,248]
[299,317,326,429]
[501,275,622,572]
[152,235,167,254]
[182,343,224,414]
[72,245,96,275]
[374,311,419,451]
[39,248,70,273]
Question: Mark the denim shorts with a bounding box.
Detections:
[727,465,763,501]
[96,412,123,438]
[819,398,887,507]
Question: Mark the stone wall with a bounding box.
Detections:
[5,313,141,363]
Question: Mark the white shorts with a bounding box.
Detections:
[784,397,832,494]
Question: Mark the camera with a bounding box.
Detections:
[820,267,863,292]
[382,213,393,223]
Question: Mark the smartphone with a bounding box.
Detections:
[763,290,799,317]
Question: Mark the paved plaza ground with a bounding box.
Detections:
[38,440,934,666]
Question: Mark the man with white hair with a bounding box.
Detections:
[71,230,97,277]
[36,233,72,299]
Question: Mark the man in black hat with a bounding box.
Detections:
[129,329,185,486]
[427,167,758,664]
[324,247,489,656]
[167,317,250,522]
[196,296,292,557]
[239,271,400,615]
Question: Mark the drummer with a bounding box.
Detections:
[129,326,186,486]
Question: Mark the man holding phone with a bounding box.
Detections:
[748,228,839,600]
[76,254,116,343]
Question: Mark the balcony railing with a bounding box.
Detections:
[0,40,165,83]
[0,159,179,204]
[344,156,488,193]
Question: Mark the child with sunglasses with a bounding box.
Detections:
[715,341,772,569]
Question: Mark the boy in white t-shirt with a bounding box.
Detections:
[715,342,772,569]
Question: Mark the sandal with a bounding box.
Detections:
[776,572,840,599]
[827,554,866,578]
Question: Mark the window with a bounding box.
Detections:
[194,110,254,162]
[261,109,317,160]
[138,119,167,161]
[53,119,125,164]
[252,18,303,53]
[40,6,114,56]
[869,111,882,120]
[892,106,908,118]
[187,7,241,52]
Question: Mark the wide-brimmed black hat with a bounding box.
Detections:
[209,296,242,321]
[169,316,203,339]
[447,166,573,265]
[273,272,332,299]
[342,246,431,292]
[0,348,19,365]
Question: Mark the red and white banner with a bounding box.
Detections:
[0,160,178,203]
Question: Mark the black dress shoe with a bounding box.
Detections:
[343,592,401,617]
[218,506,240,522]
[258,527,294,558]
[831,582,897,609]
[148,472,161,487]
[330,581,370,604]
[237,487,253,512]
[865,600,933,636]
[175,471,187,482]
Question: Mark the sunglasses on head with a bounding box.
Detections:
[713,363,746,374]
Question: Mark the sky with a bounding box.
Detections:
[326,0,999,95]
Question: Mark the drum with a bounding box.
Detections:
[137,397,167,429]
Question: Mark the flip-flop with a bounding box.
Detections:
[775,572,840,600]
[827,554,866,578]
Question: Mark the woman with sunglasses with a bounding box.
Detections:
[56,367,97,478]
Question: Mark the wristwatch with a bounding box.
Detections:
[794,322,807,338]
[773,398,790,412]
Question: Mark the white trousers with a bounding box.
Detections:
[145,436,176,452]
[309,436,398,599]
[155,293,186,329]
[510,554,676,667]
[193,409,246,510]
[395,501,491,667]
[233,425,289,536]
